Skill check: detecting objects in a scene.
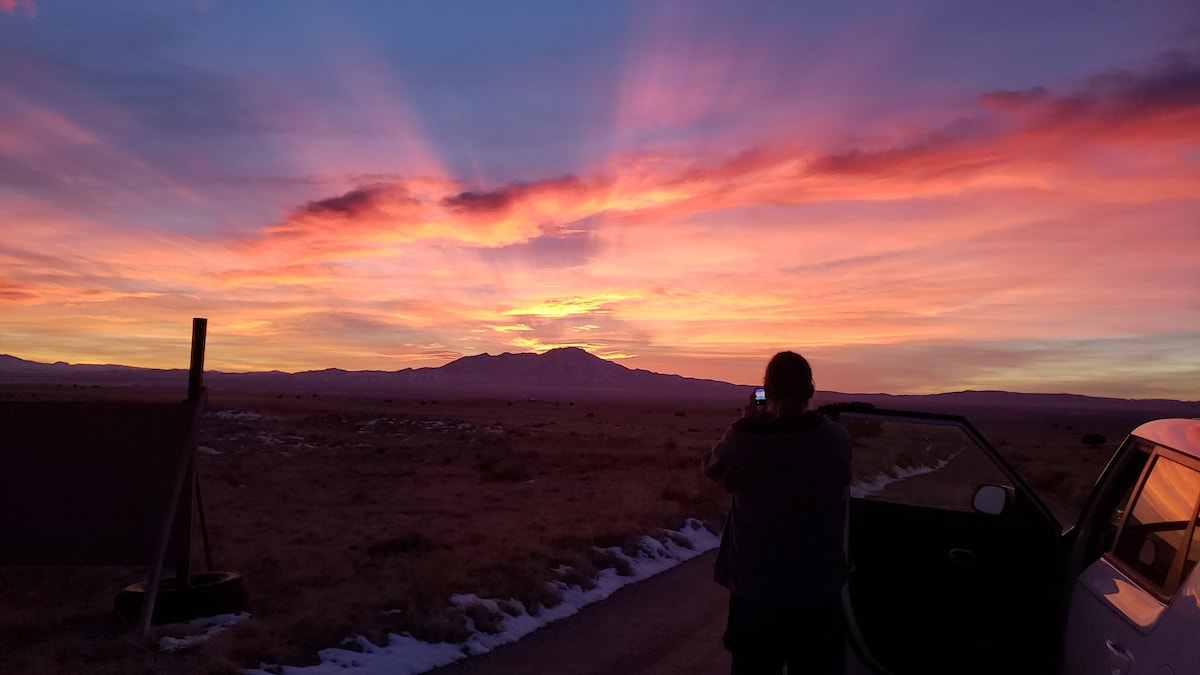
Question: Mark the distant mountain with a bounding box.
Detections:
[440,347,631,383]
[0,348,745,402]
[431,347,728,393]
[811,389,1200,416]
[2,350,1196,412]
[0,354,183,382]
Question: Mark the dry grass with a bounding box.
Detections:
[0,386,1187,673]
[0,389,733,674]
[961,403,1172,520]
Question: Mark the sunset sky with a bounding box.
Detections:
[2,2,1198,399]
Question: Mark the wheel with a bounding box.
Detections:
[114,570,248,625]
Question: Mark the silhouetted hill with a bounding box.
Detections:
[812,389,1200,417]
[440,347,632,384]
[0,348,743,402]
[393,347,741,400]
[2,350,1197,413]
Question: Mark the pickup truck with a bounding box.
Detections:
[833,410,1200,675]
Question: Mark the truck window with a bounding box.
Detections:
[845,416,1011,512]
[1184,515,1200,585]
[1083,444,1150,563]
[1110,454,1200,597]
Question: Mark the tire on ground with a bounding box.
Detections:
[114,570,248,625]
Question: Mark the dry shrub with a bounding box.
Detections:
[468,558,563,614]
[666,455,698,470]
[662,530,695,551]
[366,532,438,558]
[588,548,634,577]
[471,433,533,483]
[476,459,532,483]
[461,601,505,634]
[496,598,524,617]
[1031,469,1071,493]
[606,478,664,531]
[397,608,471,645]
[552,552,599,591]
[661,473,718,509]
[661,484,690,504]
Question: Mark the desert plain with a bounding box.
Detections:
[0,381,1194,675]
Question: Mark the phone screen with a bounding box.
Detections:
[753,387,766,404]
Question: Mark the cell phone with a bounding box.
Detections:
[753,387,766,405]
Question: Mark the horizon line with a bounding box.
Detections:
[3,352,1197,405]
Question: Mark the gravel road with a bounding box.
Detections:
[430,549,731,675]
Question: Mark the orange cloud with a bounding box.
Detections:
[502,294,640,319]
[248,47,1198,271]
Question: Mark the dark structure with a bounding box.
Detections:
[0,318,246,638]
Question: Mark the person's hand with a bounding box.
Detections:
[740,401,760,419]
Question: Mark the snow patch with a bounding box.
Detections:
[159,612,249,652]
[244,459,943,674]
[242,520,720,675]
[850,453,957,498]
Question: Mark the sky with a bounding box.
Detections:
[1,1,1198,399]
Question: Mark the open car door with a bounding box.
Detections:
[836,410,1065,675]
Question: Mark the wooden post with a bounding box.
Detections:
[176,319,206,584]
[188,318,207,403]
[138,390,207,639]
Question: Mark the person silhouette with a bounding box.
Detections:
[702,351,852,675]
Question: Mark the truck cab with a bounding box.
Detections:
[836,411,1200,675]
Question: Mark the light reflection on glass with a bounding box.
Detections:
[1114,456,1200,591]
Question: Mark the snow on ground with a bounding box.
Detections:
[241,458,943,675]
[160,612,251,652]
[850,452,958,498]
[244,519,720,675]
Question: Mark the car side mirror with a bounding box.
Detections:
[973,484,1011,515]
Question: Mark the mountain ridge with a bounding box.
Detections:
[1,349,1196,411]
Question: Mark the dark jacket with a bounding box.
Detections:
[702,412,852,605]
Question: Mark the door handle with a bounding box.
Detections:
[948,548,974,566]
[1105,639,1133,675]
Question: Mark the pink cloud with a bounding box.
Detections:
[0,0,35,17]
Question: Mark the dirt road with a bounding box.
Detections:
[428,444,1046,675]
[430,550,731,675]
[430,457,989,675]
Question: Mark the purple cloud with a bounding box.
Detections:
[441,175,585,214]
[298,184,419,218]
[979,48,1200,131]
